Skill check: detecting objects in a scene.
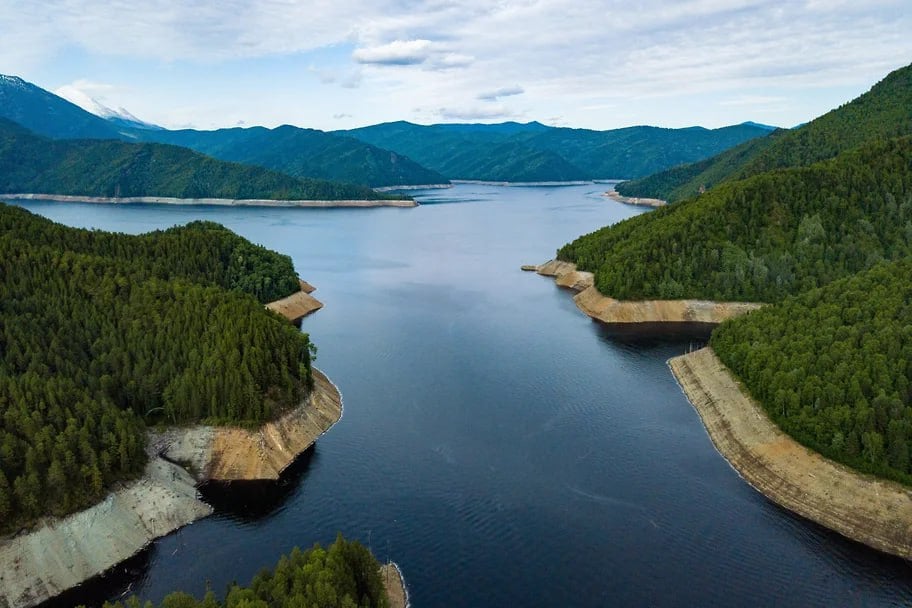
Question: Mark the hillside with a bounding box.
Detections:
[0,75,124,140]
[342,120,771,182]
[618,61,912,201]
[136,124,449,188]
[711,259,912,485]
[0,119,390,201]
[0,203,315,532]
[558,136,912,302]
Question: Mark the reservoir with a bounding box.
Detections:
[17,184,912,607]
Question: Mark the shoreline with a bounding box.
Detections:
[3,193,418,208]
[529,260,762,324]
[373,183,452,192]
[669,347,912,560]
[602,188,666,208]
[0,282,342,608]
[451,179,593,187]
[380,562,410,608]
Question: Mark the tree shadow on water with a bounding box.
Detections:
[198,445,318,523]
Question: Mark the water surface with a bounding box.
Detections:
[17,185,912,607]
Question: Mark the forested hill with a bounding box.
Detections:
[711,259,912,485]
[0,119,391,201]
[134,125,449,188]
[558,135,912,302]
[341,120,772,182]
[99,536,390,608]
[0,204,315,531]
[618,61,912,201]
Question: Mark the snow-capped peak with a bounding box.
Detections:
[54,84,161,130]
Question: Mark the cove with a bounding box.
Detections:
[15,184,912,608]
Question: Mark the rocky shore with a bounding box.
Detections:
[602,188,666,207]
[6,193,417,208]
[528,260,762,324]
[380,562,410,608]
[669,347,912,560]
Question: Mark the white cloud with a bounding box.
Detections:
[2,1,910,129]
[478,85,524,101]
[353,39,434,65]
[437,104,516,120]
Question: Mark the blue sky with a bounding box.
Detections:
[2,1,910,131]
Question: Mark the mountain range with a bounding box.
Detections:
[0,74,776,189]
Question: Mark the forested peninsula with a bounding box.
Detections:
[96,536,407,608]
[544,61,912,557]
[0,203,342,608]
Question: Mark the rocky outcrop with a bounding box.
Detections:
[532,260,762,324]
[669,347,912,560]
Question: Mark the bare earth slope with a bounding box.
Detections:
[669,347,912,559]
[531,260,761,324]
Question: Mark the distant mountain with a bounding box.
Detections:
[0,75,124,140]
[341,120,772,182]
[618,62,912,202]
[0,119,388,201]
[0,74,445,188]
[134,125,448,188]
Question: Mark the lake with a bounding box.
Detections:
[17,184,912,607]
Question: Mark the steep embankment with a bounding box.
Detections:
[530,260,761,324]
[265,280,324,322]
[0,281,342,608]
[669,347,912,559]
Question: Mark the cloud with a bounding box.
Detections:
[333,112,352,119]
[352,39,433,65]
[477,85,524,101]
[436,104,515,121]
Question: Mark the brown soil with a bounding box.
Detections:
[669,347,912,559]
[380,562,409,608]
[266,290,323,323]
[603,189,666,207]
[531,260,762,324]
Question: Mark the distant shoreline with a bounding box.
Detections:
[451,179,594,187]
[373,183,452,192]
[3,193,418,208]
[602,188,666,208]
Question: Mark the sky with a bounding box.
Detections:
[1,0,910,132]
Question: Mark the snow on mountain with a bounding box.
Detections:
[54,84,162,130]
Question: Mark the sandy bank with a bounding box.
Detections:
[669,347,912,559]
[532,260,762,324]
[373,184,452,192]
[0,457,212,608]
[266,290,323,323]
[603,188,666,208]
[154,368,343,482]
[380,562,410,608]
[5,193,417,208]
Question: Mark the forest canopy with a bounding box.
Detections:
[0,203,315,532]
[96,535,391,608]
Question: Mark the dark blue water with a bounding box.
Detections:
[17,185,912,607]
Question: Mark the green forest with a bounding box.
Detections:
[559,136,912,302]
[618,61,912,202]
[711,260,912,483]
[0,119,395,201]
[96,536,390,608]
[0,203,315,532]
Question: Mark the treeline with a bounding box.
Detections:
[712,260,912,483]
[96,536,390,608]
[0,118,394,201]
[617,61,912,201]
[0,204,314,531]
[558,136,912,302]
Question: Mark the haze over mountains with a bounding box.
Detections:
[0,74,777,192]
